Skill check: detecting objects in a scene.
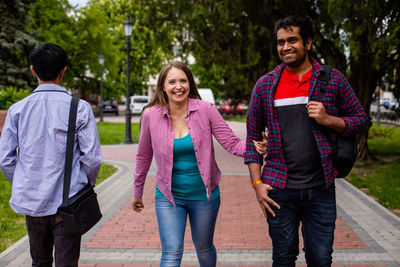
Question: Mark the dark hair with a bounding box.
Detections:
[29,43,67,81]
[274,15,314,45]
[148,61,201,108]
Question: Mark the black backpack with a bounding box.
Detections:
[318,66,357,178]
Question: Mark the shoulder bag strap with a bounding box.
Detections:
[61,97,79,207]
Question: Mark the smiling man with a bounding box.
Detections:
[245,16,369,266]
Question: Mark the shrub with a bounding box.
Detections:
[0,87,31,110]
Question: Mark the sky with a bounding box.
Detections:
[68,0,89,8]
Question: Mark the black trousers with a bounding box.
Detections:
[25,214,81,267]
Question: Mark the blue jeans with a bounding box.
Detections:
[267,185,336,267]
[155,195,220,267]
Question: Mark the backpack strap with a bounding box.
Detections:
[318,65,332,102]
[317,65,337,153]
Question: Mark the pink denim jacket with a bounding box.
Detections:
[133,98,245,204]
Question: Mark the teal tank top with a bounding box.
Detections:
[156,133,220,200]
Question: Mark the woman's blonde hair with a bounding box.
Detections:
[148,61,201,108]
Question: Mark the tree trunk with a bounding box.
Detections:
[357,132,376,161]
[349,53,379,161]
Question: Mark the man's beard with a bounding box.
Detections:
[284,51,308,68]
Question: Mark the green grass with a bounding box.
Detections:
[346,124,400,215]
[97,122,140,145]
[0,162,117,253]
[348,159,400,211]
[367,124,400,156]
[224,115,247,122]
[97,162,118,184]
[0,172,26,252]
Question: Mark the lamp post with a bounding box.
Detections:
[98,53,105,122]
[123,14,133,144]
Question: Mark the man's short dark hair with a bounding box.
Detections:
[274,15,315,44]
[29,43,67,81]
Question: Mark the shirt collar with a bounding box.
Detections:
[161,98,200,118]
[282,67,313,83]
[277,58,323,77]
[33,84,67,93]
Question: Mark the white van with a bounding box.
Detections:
[198,88,215,105]
[130,95,150,115]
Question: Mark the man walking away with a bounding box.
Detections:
[0,43,102,266]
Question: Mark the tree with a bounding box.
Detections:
[88,0,174,98]
[155,0,400,160]
[157,0,324,100]
[27,0,173,101]
[0,0,37,90]
[28,0,116,100]
[325,0,400,159]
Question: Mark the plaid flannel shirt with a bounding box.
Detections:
[245,59,369,188]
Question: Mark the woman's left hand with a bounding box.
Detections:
[253,131,267,155]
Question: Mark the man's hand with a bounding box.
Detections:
[254,183,280,218]
[253,131,267,155]
[307,100,346,132]
[307,101,329,125]
[132,197,144,212]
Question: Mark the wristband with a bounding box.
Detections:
[252,180,263,189]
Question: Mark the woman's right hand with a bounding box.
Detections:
[132,196,144,212]
[253,131,267,155]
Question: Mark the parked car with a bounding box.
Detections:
[99,99,119,116]
[218,100,232,116]
[198,88,215,105]
[217,99,248,116]
[130,95,150,115]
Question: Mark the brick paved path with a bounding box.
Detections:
[1,119,399,267]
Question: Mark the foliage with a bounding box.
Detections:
[0,87,31,110]
[324,0,400,159]
[4,0,400,159]
[0,0,37,90]
[27,0,172,102]
[326,0,400,111]
[97,121,140,145]
[0,162,117,253]
[28,0,112,100]
[156,0,399,160]
[159,0,280,101]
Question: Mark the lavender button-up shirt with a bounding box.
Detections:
[133,98,245,204]
[0,84,102,216]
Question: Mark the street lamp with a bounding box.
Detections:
[123,14,133,144]
[98,53,105,122]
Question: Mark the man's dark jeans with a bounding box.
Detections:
[25,214,81,267]
[267,185,336,267]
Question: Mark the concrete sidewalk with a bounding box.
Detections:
[1,120,399,266]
